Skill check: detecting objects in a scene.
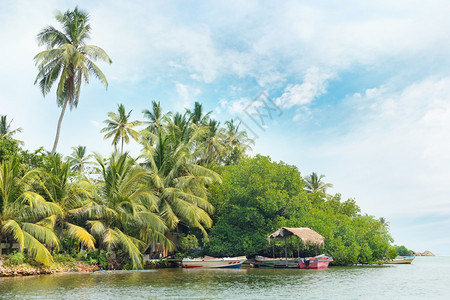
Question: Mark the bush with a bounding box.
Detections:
[86,251,108,268]
[177,234,199,258]
[53,253,75,263]
[9,252,26,265]
[394,245,413,256]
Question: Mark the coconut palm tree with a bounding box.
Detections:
[0,115,23,145]
[304,172,333,194]
[197,119,226,165]
[142,101,165,135]
[223,119,254,165]
[37,155,95,250]
[67,145,94,174]
[140,126,221,238]
[89,152,170,269]
[0,158,61,265]
[34,7,112,154]
[187,102,211,126]
[101,104,142,153]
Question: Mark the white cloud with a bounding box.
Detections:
[227,97,250,115]
[319,77,450,217]
[174,83,201,111]
[276,67,335,109]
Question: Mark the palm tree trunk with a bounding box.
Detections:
[51,98,69,154]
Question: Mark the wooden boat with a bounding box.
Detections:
[182,256,247,268]
[255,255,299,268]
[299,254,333,269]
[384,255,415,264]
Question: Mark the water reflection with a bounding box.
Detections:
[1,257,449,299]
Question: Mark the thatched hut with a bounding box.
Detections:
[267,227,325,265]
[268,227,325,247]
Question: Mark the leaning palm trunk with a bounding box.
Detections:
[51,97,69,154]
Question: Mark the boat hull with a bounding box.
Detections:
[254,256,299,268]
[299,254,333,269]
[384,256,415,264]
[182,257,246,268]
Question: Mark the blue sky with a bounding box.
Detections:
[1,0,450,254]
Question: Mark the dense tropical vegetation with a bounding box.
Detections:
[1,98,403,268]
[1,6,408,271]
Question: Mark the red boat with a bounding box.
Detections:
[299,254,333,269]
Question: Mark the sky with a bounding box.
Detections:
[1,0,450,254]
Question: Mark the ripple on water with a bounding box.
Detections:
[1,257,449,299]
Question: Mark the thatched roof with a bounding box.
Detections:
[267,227,325,247]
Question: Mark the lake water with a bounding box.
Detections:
[1,256,449,299]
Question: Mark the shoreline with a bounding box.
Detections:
[0,262,100,277]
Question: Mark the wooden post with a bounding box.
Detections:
[284,234,287,267]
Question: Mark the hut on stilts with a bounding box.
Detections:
[267,227,325,267]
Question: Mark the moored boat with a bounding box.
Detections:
[384,255,415,264]
[182,256,247,268]
[299,254,333,269]
[255,255,299,268]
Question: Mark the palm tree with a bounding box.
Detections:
[187,102,211,126]
[142,101,165,135]
[141,125,221,238]
[197,119,226,165]
[223,119,254,165]
[38,155,95,250]
[0,115,23,145]
[304,172,333,194]
[379,217,390,230]
[101,104,142,153]
[89,152,170,269]
[34,7,112,154]
[0,158,61,265]
[67,145,93,174]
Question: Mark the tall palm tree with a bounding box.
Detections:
[0,158,61,265]
[187,102,211,126]
[89,152,170,269]
[34,7,112,154]
[141,126,221,238]
[0,115,23,145]
[101,104,142,153]
[67,145,93,174]
[197,120,226,165]
[142,101,165,135]
[223,119,254,165]
[38,155,95,250]
[304,172,333,194]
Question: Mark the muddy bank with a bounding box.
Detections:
[0,263,100,277]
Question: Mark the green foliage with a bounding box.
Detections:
[53,253,75,263]
[85,251,108,268]
[8,252,26,265]
[0,138,20,163]
[177,234,199,258]
[206,156,394,265]
[387,246,398,259]
[394,245,414,256]
[206,155,306,257]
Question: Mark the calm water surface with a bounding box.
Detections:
[1,256,449,299]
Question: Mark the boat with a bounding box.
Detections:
[254,255,299,268]
[299,254,333,269]
[384,255,415,264]
[181,256,247,268]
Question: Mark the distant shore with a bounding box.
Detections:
[413,250,435,256]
